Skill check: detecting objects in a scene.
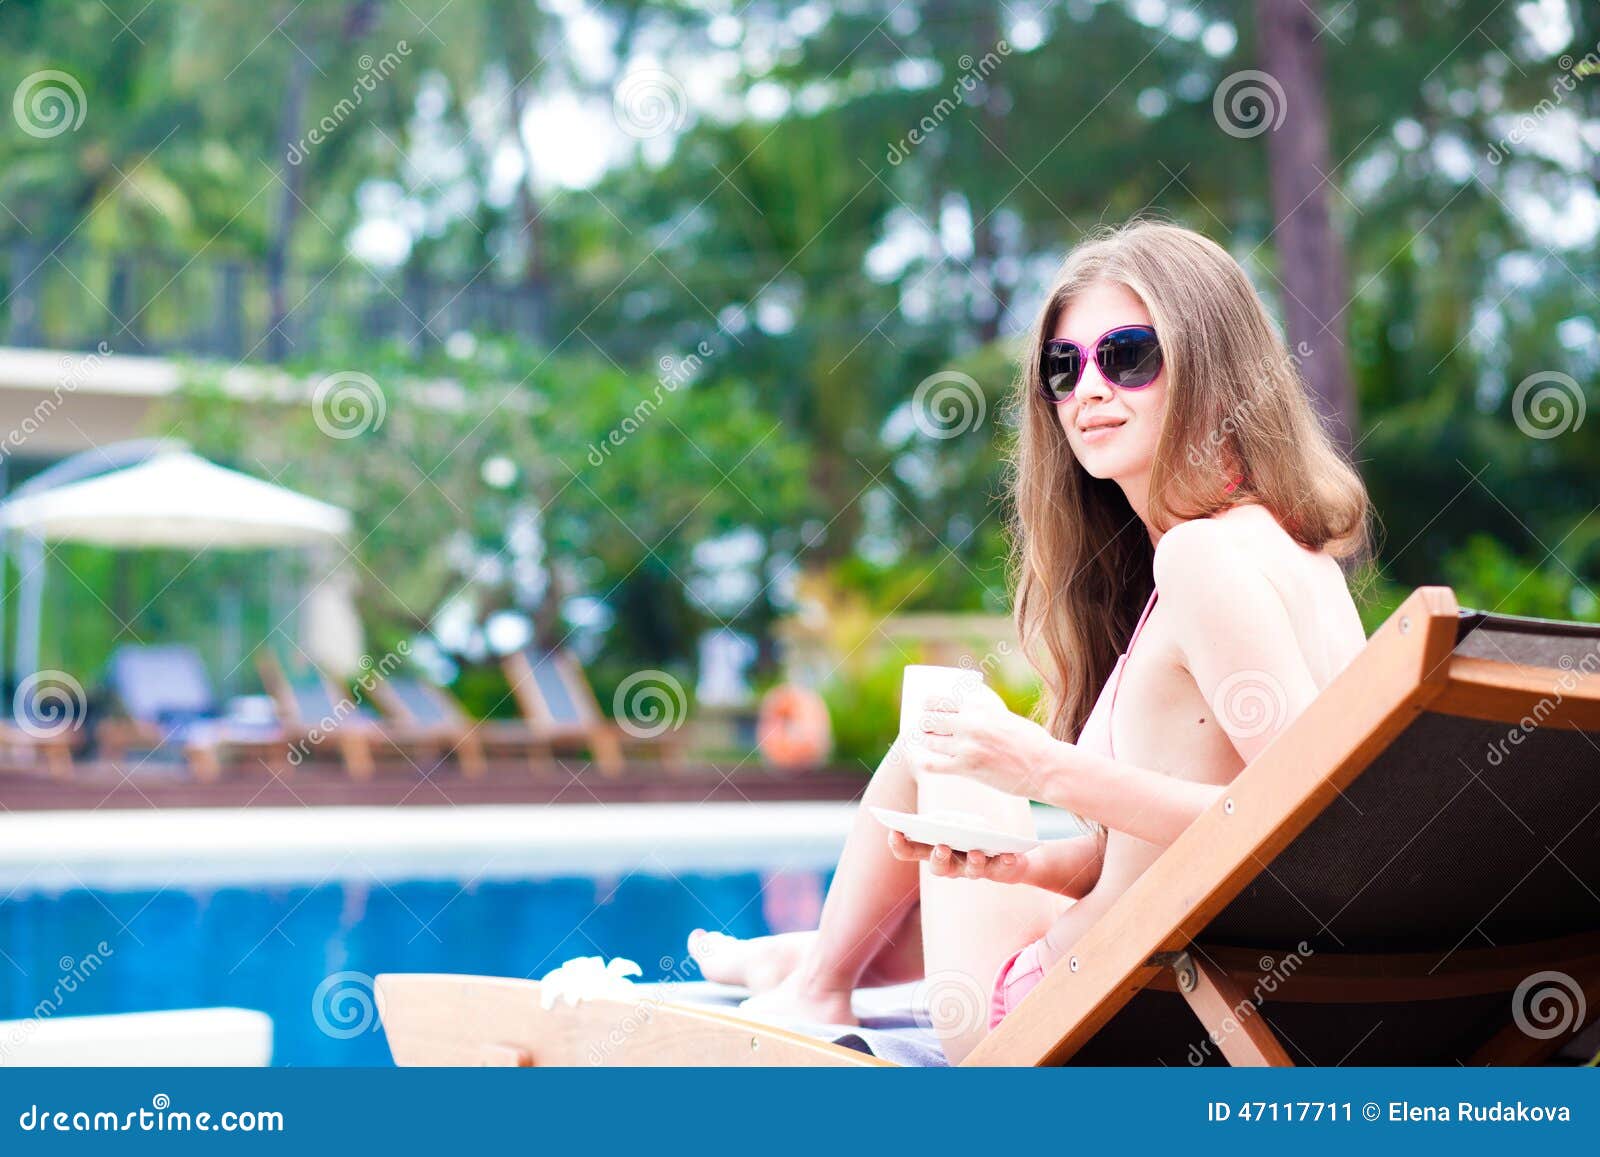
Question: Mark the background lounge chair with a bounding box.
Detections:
[96,644,286,780]
[368,672,552,777]
[500,648,687,777]
[377,587,1600,1066]
[255,652,402,781]
[0,719,79,779]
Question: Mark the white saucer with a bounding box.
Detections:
[869,807,1041,856]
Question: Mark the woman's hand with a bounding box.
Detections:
[905,683,1063,800]
[887,829,1030,883]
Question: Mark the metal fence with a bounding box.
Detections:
[3,241,546,362]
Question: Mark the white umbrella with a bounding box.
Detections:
[0,449,359,683]
[0,450,350,548]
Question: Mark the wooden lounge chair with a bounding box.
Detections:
[368,672,552,778]
[0,719,79,779]
[96,644,288,781]
[377,588,1600,1066]
[500,648,687,777]
[256,652,446,781]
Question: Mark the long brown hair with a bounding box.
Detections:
[1009,221,1369,745]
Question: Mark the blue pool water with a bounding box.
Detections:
[0,870,825,1066]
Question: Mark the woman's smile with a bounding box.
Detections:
[1078,413,1127,442]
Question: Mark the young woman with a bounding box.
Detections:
[689,221,1371,1063]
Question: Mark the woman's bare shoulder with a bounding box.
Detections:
[1152,504,1323,610]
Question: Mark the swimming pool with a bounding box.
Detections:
[0,803,846,1066]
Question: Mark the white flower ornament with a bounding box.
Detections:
[538,956,644,1009]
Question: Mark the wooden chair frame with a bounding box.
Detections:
[500,649,688,778]
[255,652,392,780]
[378,588,1600,1066]
[0,721,79,779]
[368,674,555,779]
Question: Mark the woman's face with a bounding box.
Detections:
[1050,281,1168,484]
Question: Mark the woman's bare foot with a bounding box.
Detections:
[686,929,814,993]
[738,964,858,1026]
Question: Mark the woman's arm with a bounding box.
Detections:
[1038,748,1224,847]
[1018,833,1105,896]
[887,831,1105,898]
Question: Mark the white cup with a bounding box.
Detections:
[897,664,1020,818]
[899,664,985,738]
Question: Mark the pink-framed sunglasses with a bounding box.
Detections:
[1037,324,1163,403]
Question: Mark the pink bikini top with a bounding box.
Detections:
[1075,588,1159,761]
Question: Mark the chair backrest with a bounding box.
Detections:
[1061,600,1600,1066]
[512,649,599,728]
[257,651,370,729]
[1208,607,1600,949]
[380,676,463,728]
[107,645,217,722]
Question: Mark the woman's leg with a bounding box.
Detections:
[914,771,1068,1062]
[691,743,926,1021]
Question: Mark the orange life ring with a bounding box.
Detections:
[756,684,832,770]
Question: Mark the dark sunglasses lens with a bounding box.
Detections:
[1040,343,1082,400]
[1097,328,1162,387]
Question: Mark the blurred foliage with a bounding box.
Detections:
[2,0,1597,718]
